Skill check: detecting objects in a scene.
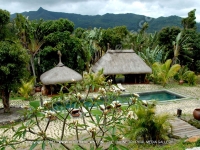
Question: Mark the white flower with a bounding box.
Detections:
[76,92,83,99]
[87,126,97,133]
[43,100,51,105]
[133,93,139,97]
[112,101,121,107]
[107,79,113,85]
[37,106,44,111]
[126,111,135,119]
[72,78,75,82]
[99,87,106,94]
[44,110,56,118]
[93,94,100,100]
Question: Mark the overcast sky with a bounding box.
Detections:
[1,0,200,22]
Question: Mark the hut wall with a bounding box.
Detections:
[124,74,146,84]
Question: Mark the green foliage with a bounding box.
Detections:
[0,40,29,112]
[151,59,181,86]
[195,60,200,73]
[0,41,29,91]
[100,26,128,50]
[37,19,86,74]
[0,9,10,40]
[196,138,200,147]
[157,26,181,59]
[123,100,172,143]
[0,72,136,149]
[83,69,106,91]
[172,31,191,65]
[183,71,197,86]
[18,77,35,100]
[138,45,168,67]
[176,66,197,86]
[81,27,103,70]
[11,7,200,33]
[182,9,196,30]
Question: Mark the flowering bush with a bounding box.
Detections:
[0,71,171,150]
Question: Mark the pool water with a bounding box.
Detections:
[53,90,186,110]
[137,90,185,102]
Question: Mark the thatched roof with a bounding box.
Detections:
[40,51,82,85]
[91,49,152,75]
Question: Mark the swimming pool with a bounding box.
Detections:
[53,90,186,110]
[136,90,186,102]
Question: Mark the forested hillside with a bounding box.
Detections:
[10,7,200,32]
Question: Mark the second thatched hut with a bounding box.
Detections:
[91,49,152,83]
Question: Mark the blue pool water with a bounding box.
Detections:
[53,90,185,110]
[137,90,185,102]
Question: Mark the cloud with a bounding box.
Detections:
[0,0,200,21]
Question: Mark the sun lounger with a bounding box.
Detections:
[117,83,126,91]
[111,85,121,91]
[70,108,81,117]
[99,105,105,111]
[82,107,89,117]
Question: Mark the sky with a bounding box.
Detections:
[1,0,200,22]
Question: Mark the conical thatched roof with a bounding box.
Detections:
[91,49,152,75]
[40,51,82,85]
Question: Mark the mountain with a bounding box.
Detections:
[10,7,200,32]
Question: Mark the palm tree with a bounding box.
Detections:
[151,59,181,87]
[123,100,172,143]
[15,14,44,83]
[82,27,103,72]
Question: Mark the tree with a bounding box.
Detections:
[0,41,29,112]
[0,9,10,40]
[100,26,129,50]
[182,9,196,30]
[172,31,191,65]
[15,14,45,83]
[157,26,181,59]
[37,19,86,74]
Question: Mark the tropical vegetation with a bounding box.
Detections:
[0,7,200,150]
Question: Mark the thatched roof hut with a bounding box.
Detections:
[91,49,152,75]
[40,51,82,85]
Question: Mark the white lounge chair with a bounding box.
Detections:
[117,83,126,91]
[82,107,90,117]
[111,85,121,91]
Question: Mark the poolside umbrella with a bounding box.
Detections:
[40,51,82,85]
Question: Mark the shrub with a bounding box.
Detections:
[196,139,200,147]
[122,100,172,144]
[184,71,197,86]
[18,77,35,100]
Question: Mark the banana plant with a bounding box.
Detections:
[172,31,189,65]
[138,45,168,67]
[82,27,103,72]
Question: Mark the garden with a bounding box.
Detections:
[0,8,200,150]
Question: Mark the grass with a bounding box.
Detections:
[10,96,26,101]
[180,114,200,129]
